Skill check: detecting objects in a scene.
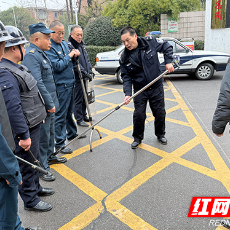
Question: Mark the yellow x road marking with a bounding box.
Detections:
[51,76,230,229]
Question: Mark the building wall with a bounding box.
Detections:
[26,7,66,26]
[205,0,230,53]
[161,11,205,41]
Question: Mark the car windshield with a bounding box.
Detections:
[167,40,187,53]
[114,44,124,52]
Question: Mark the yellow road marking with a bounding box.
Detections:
[51,77,230,230]
[106,201,158,230]
[59,202,104,230]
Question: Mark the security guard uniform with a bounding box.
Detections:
[22,41,61,172]
[0,25,48,209]
[45,39,77,148]
[0,88,24,230]
[0,57,47,208]
[68,36,92,124]
[120,36,173,142]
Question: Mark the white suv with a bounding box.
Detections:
[95,37,230,83]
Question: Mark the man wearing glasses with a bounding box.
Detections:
[46,20,86,155]
[68,25,93,127]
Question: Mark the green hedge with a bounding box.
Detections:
[84,16,121,46]
[194,40,204,50]
[85,45,119,66]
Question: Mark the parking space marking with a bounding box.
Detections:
[52,76,230,229]
[106,201,158,230]
[59,202,104,230]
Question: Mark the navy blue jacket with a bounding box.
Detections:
[22,43,59,112]
[0,125,22,187]
[45,39,75,89]
[68,36,92,81]
[120,36,173,96]
[0,58,30,140]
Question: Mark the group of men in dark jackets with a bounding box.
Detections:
[0,20,93,229]
[0,18,181,229]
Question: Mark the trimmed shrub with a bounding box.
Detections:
[85,45,119,66]
[83,16,121,46]
[195,40,204,50]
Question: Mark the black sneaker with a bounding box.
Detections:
[24,201,52,212]
[55,147,73,154]
[67,134,87,141]
[84,117,90,122]
[131,140,141,149]
[157,136,167,145]
[77,121,89,127]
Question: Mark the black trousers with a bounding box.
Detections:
[74,80,87,123]
[133,84,166,141]
[15,124,43,208]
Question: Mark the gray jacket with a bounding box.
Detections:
[212,59,230,134]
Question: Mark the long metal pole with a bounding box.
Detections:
[16,156,48,175]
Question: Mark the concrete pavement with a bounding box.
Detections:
[19,71,230,230]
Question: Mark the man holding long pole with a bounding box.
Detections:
[120,26,174,149]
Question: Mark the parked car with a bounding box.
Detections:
[95,37,230,84]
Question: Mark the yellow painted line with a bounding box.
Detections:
[94,75,114,80]
[59,202,104,230]
[95,90,120,98]
[94,104,118,115]
[166,104,181,114]
[175,157,220,181]
[216,226,228,230]
[95,99,118,106]
[106,200,158,230]
[52,164,107,201]
[164,88,171,92]
[54,134,114,161]
[96,85,123,91]
[55,77,230,230]
[165,98,177,102]
[167,80,230,193]
[165,117,190,127]
[107,137,200,202]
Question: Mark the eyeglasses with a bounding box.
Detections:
[55,31,65,36]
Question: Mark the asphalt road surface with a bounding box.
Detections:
[19,70,230,230]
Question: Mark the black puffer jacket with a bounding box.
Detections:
[212,59,230,134]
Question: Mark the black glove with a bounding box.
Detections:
[85,72,93,82]
[89,70,95,79]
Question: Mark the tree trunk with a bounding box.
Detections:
[69,0,74,23]
[66,0,70,23]
[87,0,92,7]
[43,0,48,24]
[78,0,82,13]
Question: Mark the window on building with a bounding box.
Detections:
[54,12,58,18]
[39,11,47,19]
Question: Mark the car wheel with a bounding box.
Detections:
[116,69,123,84]
[195,63,214,80]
